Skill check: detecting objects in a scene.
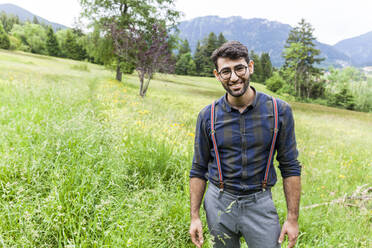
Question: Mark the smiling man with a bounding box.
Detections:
[189,41,301,248]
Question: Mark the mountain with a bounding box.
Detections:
[177,16,351,67]
[0,3,68,31]
[334,31,372,67]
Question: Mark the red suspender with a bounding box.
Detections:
[211,97,279,191]
[211,101,224,190]
[262,97,279,189]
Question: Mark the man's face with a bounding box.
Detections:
[214,57,254,98]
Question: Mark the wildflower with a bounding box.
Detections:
[127,238,133,246]
[339,174,345,179]
[187,133,195,137]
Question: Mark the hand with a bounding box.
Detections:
[278,219,299,248]
[189,218,204,248]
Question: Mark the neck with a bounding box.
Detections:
[227,86,255,110]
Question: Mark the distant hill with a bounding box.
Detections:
[334,31,372,67]
[177,16,352,67]
[0,3,68,31]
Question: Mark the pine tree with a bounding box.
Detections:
[178,39,191,58]
[32,16,39,25]
[46,26,60,57]
[250,50,262,83]
[260,52,273,83]
[0,13,20,33]
[175,52,196,75]
[282,19,325,98]
[217,32,227,47]
[0,23,10,49]
[202,32,218,76]
[62,29,87,60]
[194,41,204,75]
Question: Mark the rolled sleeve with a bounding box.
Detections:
[276,101,301,178]
[190,109,210,180]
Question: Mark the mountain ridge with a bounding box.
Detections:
[177,15,353,67]
[0,3,68,31]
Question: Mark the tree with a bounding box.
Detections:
[175,52,196,75]
[0,12,20,33]
[250,50,262,83]
[175,39,196,75]
[82,23,115,64]
[194,41,203,75]
[46,26,60,56]
[266,72,285,92]
[33,16,40,25]
[79,0,179,82]
[0,22,10,49]
[11,23,47,54]
[177,39,191,58]
[202,32,218,76]
[260,52,273,83]
[217,32,227,47]
[61,29,88,60]
[282,19,325,98]
[110,22,174,97]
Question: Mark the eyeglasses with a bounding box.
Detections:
[217,64,248,80]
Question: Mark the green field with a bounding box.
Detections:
[0,49,371,247]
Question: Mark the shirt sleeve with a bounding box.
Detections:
[275,101,302,178]
[189,109,210,180]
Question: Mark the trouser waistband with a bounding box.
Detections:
[208,182,271,201]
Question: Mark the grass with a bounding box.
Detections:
[0,49,371,247]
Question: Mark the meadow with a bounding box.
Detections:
[0,49,371,247]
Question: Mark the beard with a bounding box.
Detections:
[221,76,250,97]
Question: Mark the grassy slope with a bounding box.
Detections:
[0,50,371,247]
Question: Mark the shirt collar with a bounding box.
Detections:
[220,86,259,113]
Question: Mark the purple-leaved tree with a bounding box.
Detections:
[109,22,174,97]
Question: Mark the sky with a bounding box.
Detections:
[1,0,372,45]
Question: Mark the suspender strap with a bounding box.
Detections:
[211,97,279,191]
[210,101,224,190]
[262,97,279,189]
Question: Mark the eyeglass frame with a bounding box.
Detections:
[217,64,249,80]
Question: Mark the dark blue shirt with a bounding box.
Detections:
[190,88,301,193]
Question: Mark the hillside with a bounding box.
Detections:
[177,16,351,67]
[334,31,372,66]
[0,3,68,30]
[0,49,371,246]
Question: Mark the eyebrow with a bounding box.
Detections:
[219,64,246,71]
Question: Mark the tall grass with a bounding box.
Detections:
[0,50,371,247]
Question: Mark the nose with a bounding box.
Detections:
[230,70,239,82]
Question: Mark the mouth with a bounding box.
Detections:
[229,81,243,90]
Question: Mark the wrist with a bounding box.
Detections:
[191,212,200,221]
[286,215,299,223]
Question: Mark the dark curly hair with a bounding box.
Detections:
[211,41,250,70]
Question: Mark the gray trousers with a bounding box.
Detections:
[204,183,281,248]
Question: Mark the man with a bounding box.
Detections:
[189,41,301,248]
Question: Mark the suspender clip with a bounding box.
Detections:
[262,180,267,190]
[219,181,224,191]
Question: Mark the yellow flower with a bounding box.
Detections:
[138,110,150,115]
[187,133,195,137]
[339,174,345,179]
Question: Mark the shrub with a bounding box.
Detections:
[327,87,356,110]
[0,23,10,49]
[8,35,21,50]
[265,72,285,92]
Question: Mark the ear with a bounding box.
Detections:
[248,60,254,75]
[213,69,220,80]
